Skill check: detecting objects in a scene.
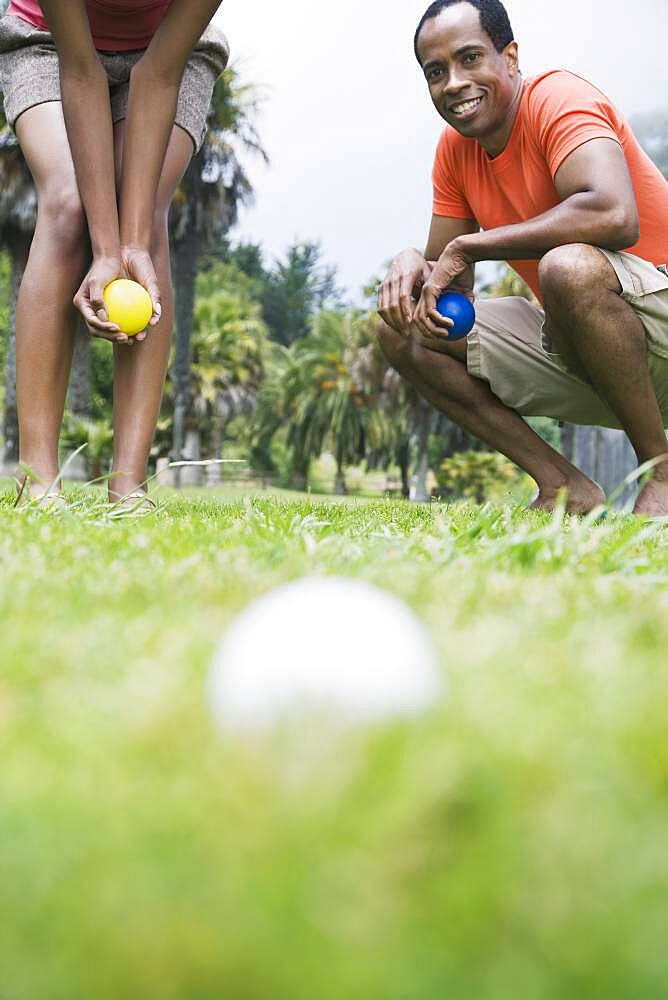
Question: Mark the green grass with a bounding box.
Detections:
[1,489,668,999]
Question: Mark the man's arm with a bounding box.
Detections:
[415,138,640,338]
[378,216,478,334]
[454,138,640,264]
[40,0,120,261]
[118,0,224,250]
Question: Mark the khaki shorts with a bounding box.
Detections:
[467,250,668,428]
[0,13,229,153]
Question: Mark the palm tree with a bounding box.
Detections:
[283,311,391,494]
[188,265,268,484]
[377,370,439,502]
[482,263,537,302]
[0,127,36,472]
[169,66,268,485]
[247,342,293,485]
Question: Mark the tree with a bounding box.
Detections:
[188,264,269,484]
[168,66,268,484]
[260,241,343,346]
[281,310,390,494]
[0,127,36,472]
[377,369,463,502]
[481,263,537,302]
[247,342,296,485]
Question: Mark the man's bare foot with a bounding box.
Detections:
[530,477,606,515]
[634,478,668,517]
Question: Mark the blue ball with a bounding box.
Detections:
[435,292,476,340]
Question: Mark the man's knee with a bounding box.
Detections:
[377,318,464,364]
[376,319,414,372]
[538,243,613,303]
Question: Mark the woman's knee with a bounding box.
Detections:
[37,186,87,253]
[149,205,171,258]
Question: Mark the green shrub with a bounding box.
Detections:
[60,413,114,480]
[436,449,533,504]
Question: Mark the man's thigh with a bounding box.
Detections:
[467,296,624,428]
[598,249,668,423]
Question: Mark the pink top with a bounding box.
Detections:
[7,0,173,51]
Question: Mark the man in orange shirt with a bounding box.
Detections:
[377,0,668,515]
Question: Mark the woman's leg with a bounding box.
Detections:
[14,103,89,496]
[109,123,194,501]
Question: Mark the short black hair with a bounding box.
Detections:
[414,0,515,63]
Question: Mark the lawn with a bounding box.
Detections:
[1,488,668,999]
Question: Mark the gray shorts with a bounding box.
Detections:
[467,250,668,429]
[0,12,229,153]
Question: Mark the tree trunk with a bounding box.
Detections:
[207,414,225,487]
[397,438,410,499]
[562,423,637,509]
[65,319,92,480]
[334,447,346,495]
[412,399,432,503]
[2,235,30,473]
[290,454,310,492]
[180,428,203,487]
[170,154,204,489]
[68,319,91,418]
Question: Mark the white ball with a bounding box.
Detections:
[210,577,442,731]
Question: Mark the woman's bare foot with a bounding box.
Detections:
[109,489,156,515]
[530,476,606,514]
[14,477,66,511]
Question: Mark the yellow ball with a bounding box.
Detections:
[103,279,153,336]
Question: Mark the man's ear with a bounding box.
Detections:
[504,41,519,77]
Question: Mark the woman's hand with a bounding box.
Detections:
[120,246,162,331]
[74,249,161,343]
[73,255,130,343]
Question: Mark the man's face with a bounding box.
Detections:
[417,2,519,142]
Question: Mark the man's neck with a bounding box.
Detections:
[480,76,524,158]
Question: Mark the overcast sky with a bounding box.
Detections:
[213,0,666,300]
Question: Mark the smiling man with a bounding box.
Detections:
[377,0,668,515]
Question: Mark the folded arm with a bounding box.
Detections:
[453,138,640,264]
[415,138,640,338]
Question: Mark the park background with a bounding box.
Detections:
[1,0,667,501]
[2,3,668,998]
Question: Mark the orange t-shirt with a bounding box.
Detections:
[7,0,172,51]
[432,70,668,299]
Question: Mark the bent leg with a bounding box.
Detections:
[540,244,668,515]
[377,318,605,513]
[14,102,89,494]
[109,123,193,501]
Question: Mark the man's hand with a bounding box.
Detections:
[378,249,435,334]
[120,246,162,331]
[413,241,474,342]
